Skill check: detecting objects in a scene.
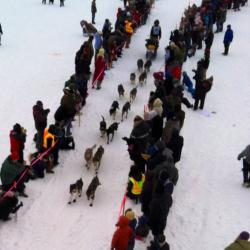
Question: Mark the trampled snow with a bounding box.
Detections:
[0,0,250,249]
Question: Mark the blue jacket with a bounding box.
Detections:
[94,32,102,50]
[224,29,233,44]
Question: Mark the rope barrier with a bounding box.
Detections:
[118,193,127,219]
[0,142,58,202]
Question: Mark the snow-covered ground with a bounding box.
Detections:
[0,0,250,249]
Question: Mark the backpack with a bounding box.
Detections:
[202,79,213,92]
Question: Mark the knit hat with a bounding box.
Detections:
[13,123,21,133]
[36,100,43,107]
[153,71,164,81]
[125,209,135,220]
[238,231,250,241]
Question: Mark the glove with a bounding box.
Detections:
[237,156,241,161]
[141,153,151,161]
[45,109,50,113]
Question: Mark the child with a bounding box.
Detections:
[125,208,137,250]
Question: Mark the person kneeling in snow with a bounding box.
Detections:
[224,231,250,250]
[0,191,23,221]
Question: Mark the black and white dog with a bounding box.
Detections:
[68,178,83,204]
[99,116,107,137]
[109,101,119,120]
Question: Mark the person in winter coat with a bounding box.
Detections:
[150,20,161,40]
[28,152,54,178]
[92,48,106,89]
[0,23,3,46]
[162,117,180,145]
[43,124,59,166]
[140,170,155,217]
[225,231,250,250]
[60,87,78,135]
[33,100,50,152]
[9,123,26,164]
[167,128,184,163]
[94,31,103,59]
[193,76,213,110]
[91,0,97,24]
[85,36,95,70]
[144,98,164,142]
[204,28,214,51]
[0,153,28,196]
[223,24,233,55]
[125,209,137,250]
[102,19,112,40]
[238,145,250,186]
[127,165,145,203]
[146,140,174,169]
[124,19,134,48]
[0,191,23,221]
[130,115,152,167]
[148,181,172,238]
[111,216,132,250]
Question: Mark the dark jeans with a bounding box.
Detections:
[224,42,230,55]
[194,95,206,110]
[243,159,250,182]
[182,97,193,108]
[36,129,44,152]
[91,12,95,24]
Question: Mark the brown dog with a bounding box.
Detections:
[92,146,105,174]
[84,144,97,169]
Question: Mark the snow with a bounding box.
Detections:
[0,0,250,249]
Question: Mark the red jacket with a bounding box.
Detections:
[111,216,132,250]
[9,130,26,155]
[93,56,106,84]
[170,65,181,80]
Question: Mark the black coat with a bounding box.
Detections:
[33,105,49,131]
[140,171,155,216]
[167,130,184,163]
[130,120,151,152]
[148,115,163,142]
[205,31,214,48]
[148,191,172,236]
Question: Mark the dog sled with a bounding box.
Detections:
[80,20,97,37]
[145,37,159,60]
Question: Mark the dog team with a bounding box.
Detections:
[68,55,154,207]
